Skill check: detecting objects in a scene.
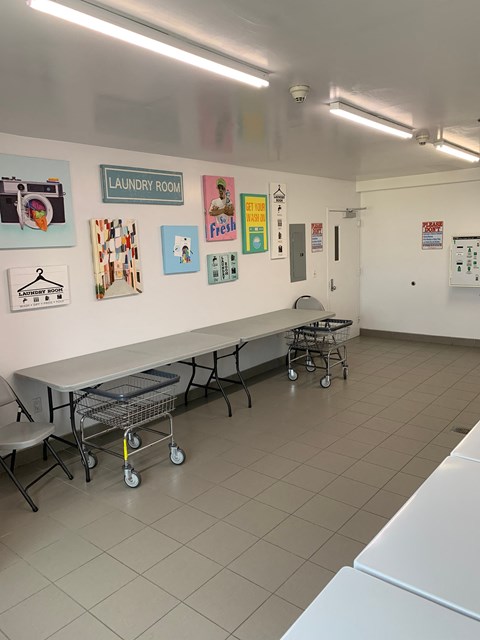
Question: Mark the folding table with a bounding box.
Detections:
[281,567,480,639]
[451,420,480,463]
[354,456,480,621]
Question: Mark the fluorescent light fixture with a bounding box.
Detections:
[26,0,269,88]
[434,139,479,163]
[329,101,413,139]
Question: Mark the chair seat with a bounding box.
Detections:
[0,421,55,450]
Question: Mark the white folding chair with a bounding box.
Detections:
[0,376,73,512]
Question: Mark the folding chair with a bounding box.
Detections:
[0,376,73,512]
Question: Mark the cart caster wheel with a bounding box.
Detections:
[169,446,186,465]
[320,376,331,389]
[306,358,315,373]
[127,432,142,449]
[288,369,298,381]
[343,366,349,380]
[124,470,141,488]
[85,452,98,469]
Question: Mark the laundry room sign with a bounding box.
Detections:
[100,165,184,205]
[7,265,70,311]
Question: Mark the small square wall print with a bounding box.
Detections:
[90,218,142,300]
[161,225,200,274]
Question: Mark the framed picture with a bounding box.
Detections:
[0,153,76,249]
[240,193,268,254]
[161,225,200,274]
[203,175,237,242]
[90,218,142,300]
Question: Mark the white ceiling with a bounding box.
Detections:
[3,0,480,180]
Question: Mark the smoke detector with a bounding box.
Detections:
[415,130,430,146]
[289,85,310,103]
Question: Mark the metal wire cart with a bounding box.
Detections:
[286,318,353,388]
[74,369,185,488]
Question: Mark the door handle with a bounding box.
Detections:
[330,278,336,291]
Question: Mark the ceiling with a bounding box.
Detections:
[3,0,480,180]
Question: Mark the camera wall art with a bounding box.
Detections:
[90,218,143,300]
[0,153,76,249]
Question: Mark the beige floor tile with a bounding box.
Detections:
[187,521,257,565]
[342,460,396,488]
[306,450,356,474]
[264,515,333,559]
[145,547,221,599]
[275,561,334,609]
[221,469,276,498]
[382,471,425,497]
[0,584,83,640]
[381,434,426,455]
[228,540,303,591]
[338,510,389,544]
[136,603,229,640]
[224,500,288,537]
[325,438,376,459]
[294,495,357,531]
[331,410,370,426]
[320,476,378,508]
[91,576,178,640]
[362,447,412,470]
[273,441,319,462]
[417,443,451,462]
[78,510,145,551]
[255,481,314,513]
[48,612,121,639]
[408,413,450,431]
[49,494,114,529]
[107,526,180,573]
[248,454,300,479]
[189,486,249,518]
[1,515,69,557]
[362,489,407,519]
[0,560,49,614]
[346,426,388,446]
[310,533,365,572]
[296,430,339,449]
[0,543,20,572]
[395,424,438,443]
[362,416,404,434]
[234,595,302,640]
[157,473,215,502]
[401,456,440,478]
[151,505,217,543]
[26,533,101,581]
[186,459,244,484]
[281,465,336,492]
[185,569,269,633]
[101,488,183,525]
[55,554,137,609]
[222,445,266,467]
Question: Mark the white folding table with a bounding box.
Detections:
[354,456,480,621]
[451,420,480,463]
[281,567,480,639]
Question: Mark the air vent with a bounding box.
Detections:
[451,426,471,435]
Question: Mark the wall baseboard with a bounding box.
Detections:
[360,328,480,348]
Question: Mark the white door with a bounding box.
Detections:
[327,208,361,338]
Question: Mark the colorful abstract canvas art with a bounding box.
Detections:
[90,218,143,300]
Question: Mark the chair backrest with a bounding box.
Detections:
[0,377,21,426]
[294,295,325,311]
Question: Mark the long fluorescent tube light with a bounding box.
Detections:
[434,139,479,163]
[26,0,269,88]
[329,101,413,139]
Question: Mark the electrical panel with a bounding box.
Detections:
[450,236,480,286]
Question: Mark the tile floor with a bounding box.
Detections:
[1,335,478,639]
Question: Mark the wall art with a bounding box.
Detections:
[240,193,268,254]
[161,225,200,274]
[203,175,237,242]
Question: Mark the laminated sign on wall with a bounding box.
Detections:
[269,183,287,259]
[450,236,480,286]
[8,265,70,311]
[422,221,443,250]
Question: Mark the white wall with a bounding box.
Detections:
[0,132,358,422]
[358,169,480,339]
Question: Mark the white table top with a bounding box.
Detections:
[354,456,480,621]
[15,331,239,392]
[281,567,480,639]
[451,420,480,462]
[193,308,334,342]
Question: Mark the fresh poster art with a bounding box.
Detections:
[0,153,75,249]
[161,225,200,274]
[90,218,142,300]
[203,175,237,242]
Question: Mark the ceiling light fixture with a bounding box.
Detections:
[329,101,413,139]
[26,0,269,88]
[433,139,480,163]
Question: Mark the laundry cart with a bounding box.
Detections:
[74,369,185,487]
[287,318,353,388]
